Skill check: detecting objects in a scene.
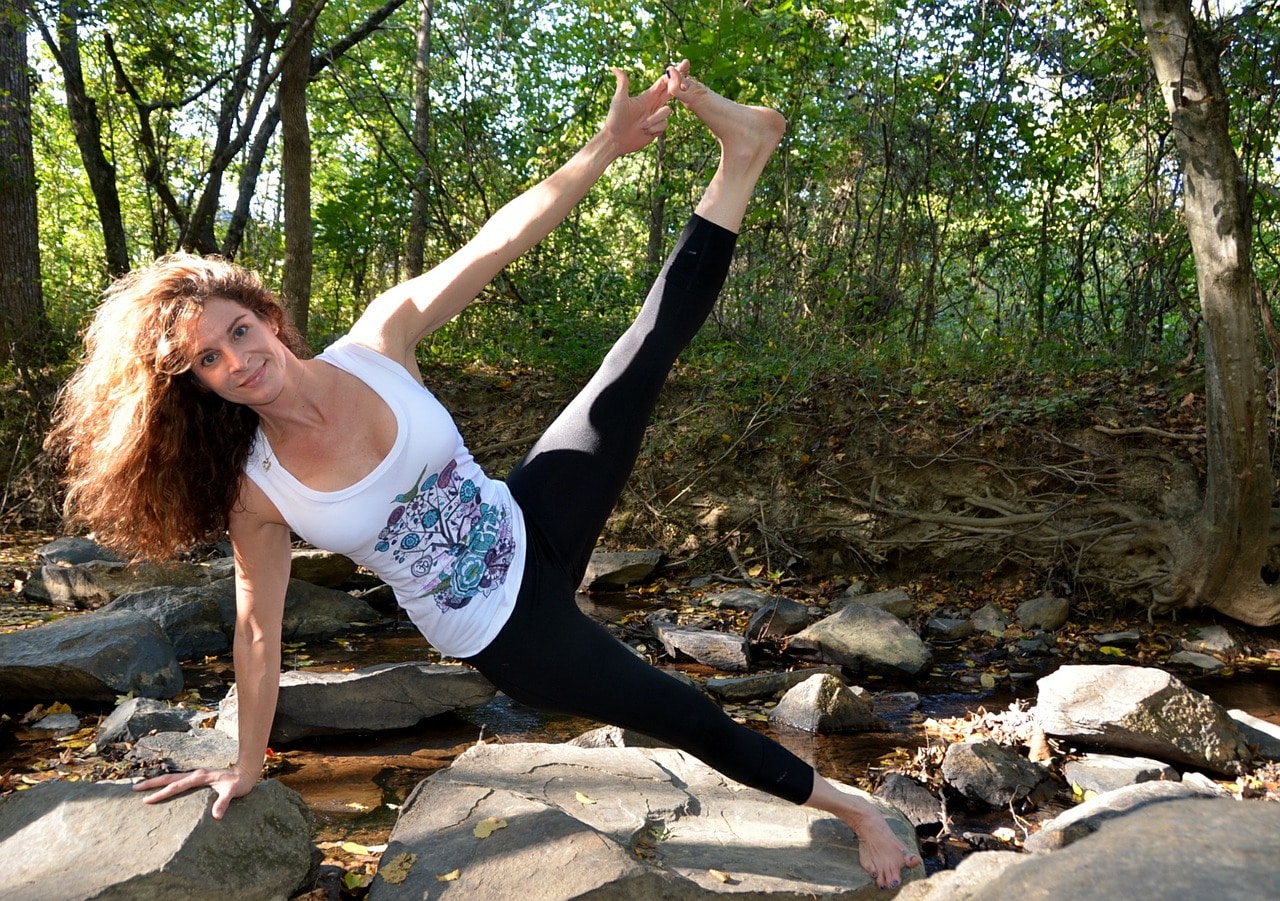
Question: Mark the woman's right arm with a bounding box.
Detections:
[134,480,292,819]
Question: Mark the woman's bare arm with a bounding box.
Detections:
[347,65,681,374]
[134,480,292,818]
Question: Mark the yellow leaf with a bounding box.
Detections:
[979,672,997,689]
[575,791,597,806]
[709,869,733,883]
[1099,646,1126,657]
[436,869,461,883]
[474,817,508,839]
[379,853,416,885]
[47,702,72,715]
[341,841,371,856]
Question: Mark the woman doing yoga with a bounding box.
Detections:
[47,61,920,889]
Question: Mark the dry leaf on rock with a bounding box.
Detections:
[379,853,416,885]
[474,817,508,839]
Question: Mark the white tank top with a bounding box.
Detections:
[244,337,525,657]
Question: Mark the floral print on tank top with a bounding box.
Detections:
[373,459,517,611]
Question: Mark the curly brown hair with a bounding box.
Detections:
[45,254,309,560]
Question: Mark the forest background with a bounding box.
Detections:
[2,1,1279,625]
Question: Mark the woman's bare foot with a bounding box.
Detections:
[664,61,786,232]
[805,774,924,890]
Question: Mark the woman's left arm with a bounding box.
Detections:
[348,65,680,371]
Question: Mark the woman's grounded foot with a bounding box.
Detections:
[805,777,922,890]
[839,795,923,890]
[675,76,786,177]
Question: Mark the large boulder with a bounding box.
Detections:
[102,580,237,660]
[0,779,315,900]
[217,662,496,743]
[102,578,385,660]
[941,738,1054,808]
[369,742,921,900]
[1033,664,1251,775]
[788,603,933,678]
[969,798,1280,901]
[768,673,881,733]
[1023,779,1221,853]
[581,549,663,590]
[0,610,183,702]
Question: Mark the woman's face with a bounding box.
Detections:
[187,296,291,405]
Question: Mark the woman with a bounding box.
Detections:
[47,62,920,889]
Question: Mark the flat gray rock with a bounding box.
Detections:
[1061,752,1179,795]
[652,621,751,671]
[1023,779,1219,853]
[705,666,846,702]
[370,742,921,900]
[971,798,1280,901]
[1230,708,1280,759]
[0,779,314,900]
[895,850,1024,900]
[217,662,495,743]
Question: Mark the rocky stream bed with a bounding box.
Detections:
[2,536,1280,899]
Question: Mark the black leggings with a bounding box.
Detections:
[462,215,815,805]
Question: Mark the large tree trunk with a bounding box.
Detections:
[1136,0,1279,625]
[27,0,129,276]
[405,0,434,280]
[280,0,320,338]
[0,0,50,391]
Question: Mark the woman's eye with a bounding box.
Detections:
[233,324,249,338]
[200,352,218,367]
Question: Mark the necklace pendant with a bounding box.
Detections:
[263,458,272,471]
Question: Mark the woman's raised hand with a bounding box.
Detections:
[602,59,691,158]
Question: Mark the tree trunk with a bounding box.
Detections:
[27,0,129,276]
[1136,0,1279,625]
[280,0,319,338]
[0,0,50,390]
[405,0,433,279]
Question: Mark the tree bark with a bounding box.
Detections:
[0,0,50,388]
[1136,0,1279,625]
[405,0,434,279]
[280,0,320,337]
[26,0,129,275]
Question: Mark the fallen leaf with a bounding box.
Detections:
[709,869,733,883]
[341,841,371,856]
[342,872,370,891]
[379,853,416,885]
[473,817,508,839]
[575,791,597,806]
[435,869,461,883]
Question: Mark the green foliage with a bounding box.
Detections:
[19,0,1280,387]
